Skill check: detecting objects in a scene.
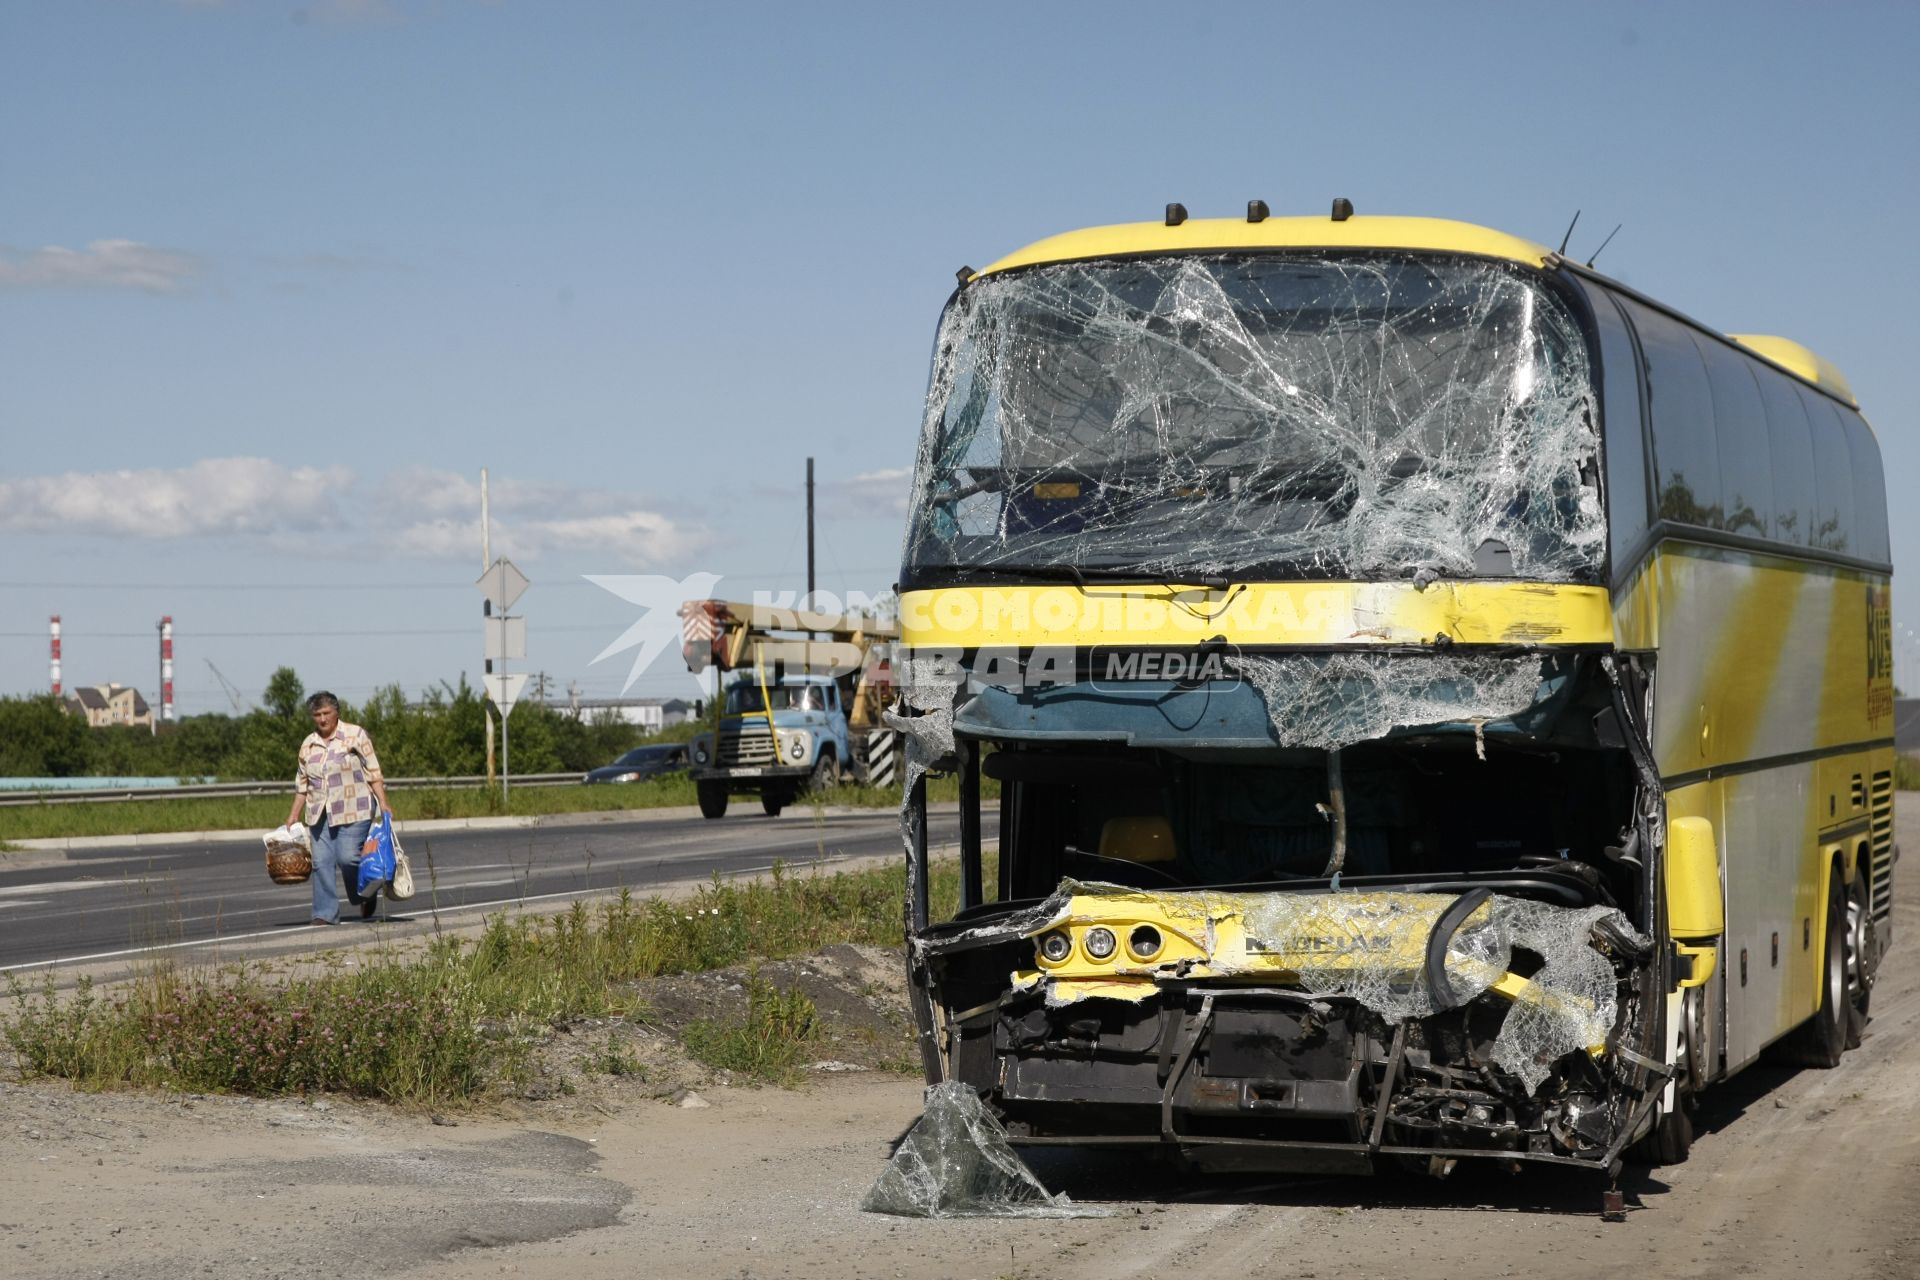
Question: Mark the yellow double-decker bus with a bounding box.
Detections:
[891,204,1893,1178]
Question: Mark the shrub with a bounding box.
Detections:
[681,970,818,1085]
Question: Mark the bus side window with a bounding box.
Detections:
[1696,333,1773,539]
[1754,364,1814,547]
[1591,290,1650,573]
[1627,301,1722,529]
[1799,388,1856,553]
[1842,408,1890,564]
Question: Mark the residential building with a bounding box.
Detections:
[560,697,699,731]
[63,683,154,730]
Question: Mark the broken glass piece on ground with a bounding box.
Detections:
[861,1081,1100,1218]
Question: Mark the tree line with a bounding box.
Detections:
[0,667,690,781]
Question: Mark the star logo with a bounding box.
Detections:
[586,572,723,693]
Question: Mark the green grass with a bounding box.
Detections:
[586,1032,648,1079]
[0,773,984,843]
[682,969,819,1086]
[3,855,969,1103]
[1896,754,1920,792]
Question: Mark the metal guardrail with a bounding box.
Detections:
[0,773,585,807]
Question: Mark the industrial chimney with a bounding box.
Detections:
[50,616,61,696]
[157,616,174,723]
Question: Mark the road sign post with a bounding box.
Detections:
[477,557,531,806]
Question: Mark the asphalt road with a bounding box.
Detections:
[0,807,989,975]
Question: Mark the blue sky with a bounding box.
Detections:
[3,0,1917,714]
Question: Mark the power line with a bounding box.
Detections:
[0,623,638,640]
[0,581,475,591]
[0,568,902,592]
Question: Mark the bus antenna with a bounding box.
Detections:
[1586,223,1623,268]
[1556,210,1581,256]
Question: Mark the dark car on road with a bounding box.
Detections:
[583,743,689,784]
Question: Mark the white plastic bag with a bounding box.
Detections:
[262,823,312,852]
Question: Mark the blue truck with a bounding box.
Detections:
[688,672,851,818]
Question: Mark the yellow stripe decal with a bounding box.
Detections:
[899,582,1612,649]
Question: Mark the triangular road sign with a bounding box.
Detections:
[484,672,530,715]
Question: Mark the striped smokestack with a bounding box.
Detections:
[158,616,174,723]
[50,615,61,696]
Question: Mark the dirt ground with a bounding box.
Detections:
[7,913,1920,1280]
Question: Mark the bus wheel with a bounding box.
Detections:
[697,781,729,820]
[1630,1104,1694,1166]
[1845,872,1872,1049]
[1781,867,1848,1068]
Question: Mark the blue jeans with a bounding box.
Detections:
[309,818,373,923]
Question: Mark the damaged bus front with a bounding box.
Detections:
[889,209,1890,1178]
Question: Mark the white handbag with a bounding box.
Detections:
[386,822,416,901]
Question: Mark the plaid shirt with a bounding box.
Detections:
[295,720,385,828]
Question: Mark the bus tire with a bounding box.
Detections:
[697,781,729,820]
[1780,867,1848,1068]
[1629,1105,1693,1166]
[1846,870,1872,1050]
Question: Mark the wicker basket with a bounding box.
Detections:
[265,841,313,885]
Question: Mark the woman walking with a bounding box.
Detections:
[283,691,394,925]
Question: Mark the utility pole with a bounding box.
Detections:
[477,542,530,812]
[482,467,496,789]
[805,456,819,666]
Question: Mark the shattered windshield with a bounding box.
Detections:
[903,254,1603,583]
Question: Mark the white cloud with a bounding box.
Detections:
[825,467,914,516]
[527,511,710,562]
[0,240,200,293]
[0,457,712,570]
[375,468,710,568]
[0,458,348,537]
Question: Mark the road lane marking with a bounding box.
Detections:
[0,879,115,896]
[0,856,873,973]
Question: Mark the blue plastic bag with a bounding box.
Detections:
[357,812,397,895]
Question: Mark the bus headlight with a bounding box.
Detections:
[1084,927,1117,961]
[1128,924,1163,960]
[1037,932,1072,965]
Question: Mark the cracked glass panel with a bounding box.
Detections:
[905,255,1603,584]
[1231,652,1552,750]
[861,1081,1096,1218]
[886,653,964,914]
